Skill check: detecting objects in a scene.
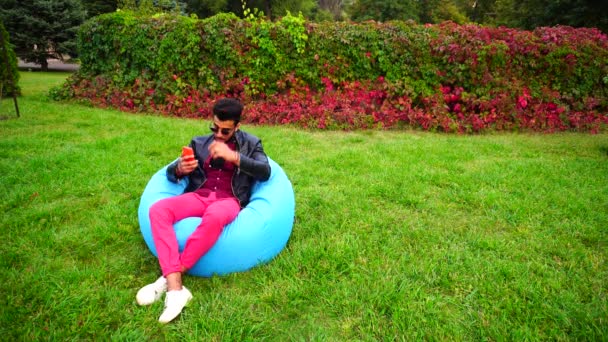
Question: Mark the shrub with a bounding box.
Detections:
[0,21,20,97]
[54,12,608,133]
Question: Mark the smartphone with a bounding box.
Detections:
[182,146,195,162]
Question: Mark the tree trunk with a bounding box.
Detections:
[40,59,48,72]
[263,0,272,20]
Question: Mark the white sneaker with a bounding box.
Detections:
[158,287,193,324]
[136,276,167,306]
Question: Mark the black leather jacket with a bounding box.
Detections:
[166,130,270,207]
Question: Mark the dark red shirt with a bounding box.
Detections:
[194,141,237,199]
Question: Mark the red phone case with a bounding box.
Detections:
[182,146,194,161]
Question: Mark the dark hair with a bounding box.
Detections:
[213,98,243,123]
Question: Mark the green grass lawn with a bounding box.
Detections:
[1,71,607,340]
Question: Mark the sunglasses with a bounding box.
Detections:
[209,124,234,136]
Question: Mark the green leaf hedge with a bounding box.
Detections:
[54,11,608,132]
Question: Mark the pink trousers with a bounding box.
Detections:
[149,192,240,276]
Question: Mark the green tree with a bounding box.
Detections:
[0,21,20,97]
[117,0,137,10]
[316,0,347,20]
[117,0,185,14]
[185,0,229,18]
[347,0,420,22]
[466,0,496,23]
[81,0,118,18]
[138,0,156,14]
[489,0,608,32]
[260,0,317,19]
[159,0,186,14]
[185,0,318,20]
[419,0,469,23]
[0,0,86,71]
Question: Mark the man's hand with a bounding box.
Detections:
[209,141,239,165]
[177,157,198,175]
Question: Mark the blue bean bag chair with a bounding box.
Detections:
[138,158,295,277]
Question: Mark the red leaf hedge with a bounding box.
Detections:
[51,12,608,133]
